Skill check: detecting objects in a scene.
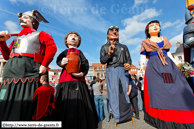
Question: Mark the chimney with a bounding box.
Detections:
[176,42,181,48]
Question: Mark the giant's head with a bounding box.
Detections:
[18,10,49,30]
[145,20,161,39]
[64,31,81,48]
[107,26,119,42]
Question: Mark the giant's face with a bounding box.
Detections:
[108,28,119,40]
[19,15,33,28]
[67,33,79,47]
[148,22,160,36]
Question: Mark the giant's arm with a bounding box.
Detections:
[79,50,89,76]
[125,45,132,65]
[0,41,13,60]
[39,31,57,67]
[100,45,112,64]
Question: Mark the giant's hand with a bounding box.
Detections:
[39,65,47,74]
[61,57,68,66]
[0,31,11,41]
[108,42,116,56]
[72,72,83,78]
[124,63,131,70]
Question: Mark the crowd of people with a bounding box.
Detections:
[0,9,194,129]
[87,75,144,122]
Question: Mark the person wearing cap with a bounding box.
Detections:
[54,31,98,129]
[0,10,57,121]
[100,26,133,123]
[140,20,194,128]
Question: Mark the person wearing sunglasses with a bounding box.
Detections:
[100,26,132,124]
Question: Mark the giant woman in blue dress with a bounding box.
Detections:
[140,20,194,129]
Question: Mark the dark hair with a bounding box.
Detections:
[64,31,81,48]
[139,77,143,81]
[95,77,100,82]
[41,74,49,82]
[145,20,161,39]
[93,76,96,80]
[30,17,39,30]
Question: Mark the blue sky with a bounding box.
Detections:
[0,0,187,69]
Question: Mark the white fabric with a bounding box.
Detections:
[140,80,144,91]
[167,51,178,65]
[140,54,146,67]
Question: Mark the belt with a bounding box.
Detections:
[9,53,44,64]
[10,53,34,58]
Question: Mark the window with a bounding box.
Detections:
[102,65,105,70]
[178,56,182,60]
[97,67,99,70]
[88,71,93,75]
[97,73,100,77]
[88,76,93,80]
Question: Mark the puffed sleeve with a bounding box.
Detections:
[0,41,13,60]
[56,50,68,67]
[39,31,57,67]
[79,50,89,76]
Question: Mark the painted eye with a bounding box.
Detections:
[74,35,78,38]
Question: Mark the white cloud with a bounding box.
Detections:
[169,32,183,51]
[131,45,141,53]
[9,0,110,33]
[125,38,144,45]
[153,0,157,4]
[133,0,148,8]
[162,20,181,29]
[4,20,20,33]
[119,8,162,45]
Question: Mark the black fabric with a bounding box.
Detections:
[118,79,133,123]
[129,92,139,117]
[53,81,98,129]
[100,42,132,68]
[3,57,39,81]
[144,112,194,129]
[56,49,89,76]
[0,57,39,122]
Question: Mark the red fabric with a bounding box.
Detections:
[2,77,39,85]
[58,48,85,83]
[0,41,13,60]
[32,85,55,121]
[144,70,194,123]
[0,28,57,67]
[18,28,36,36]
[39,31,57,67]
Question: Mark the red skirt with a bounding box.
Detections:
[144,70,194,129]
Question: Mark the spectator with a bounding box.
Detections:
[129,74,139,120]
[92,77,104,121]
[99,78,110,122]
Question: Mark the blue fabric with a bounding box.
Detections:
[102,95,110,122]
[137,90,143,110]
[106,67,131,123]
[190,62,194,92]
[141,41,169,57]
[94,95,104,121]
[129,79,137,95]
[146,55,194,110]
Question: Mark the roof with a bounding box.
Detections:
[174,44,183,55]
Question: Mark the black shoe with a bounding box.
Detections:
[134,116,140,120]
